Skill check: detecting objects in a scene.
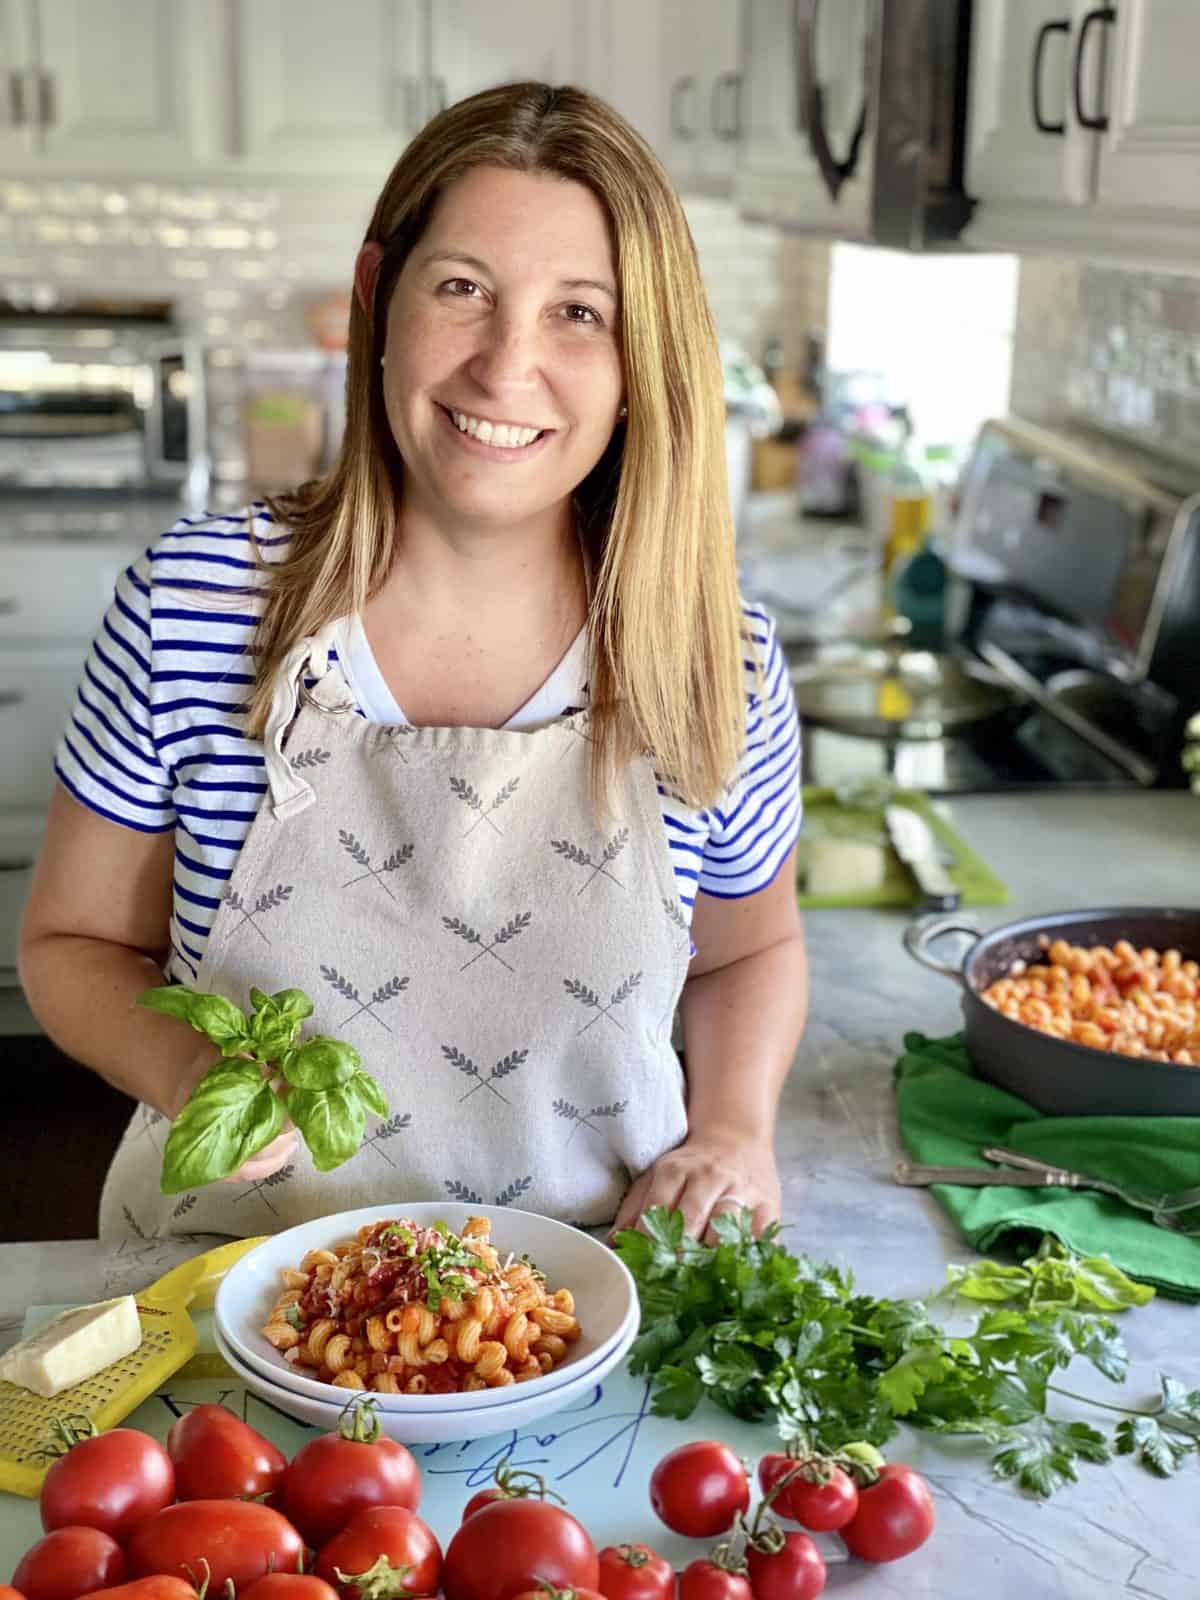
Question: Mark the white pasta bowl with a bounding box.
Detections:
[212,1307,640,1445]
[214,1202,638,1412]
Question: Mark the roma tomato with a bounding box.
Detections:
[757,1456,858,1533]
[316,1507,442,1600]
[167,1405,287,1503]
[84,1582,200,1600]
[649,1441,749,1539]
[442,1500,599,1600]
[280,1404,420,1550]
[596,1545,674,1600]
[677,1562,752,1600]
[128,1500,305,1593]
[40,1427,175,1541]
[241,1580,340,1600]
[14,1527,127,1600]
[746,1535,826,1600]
[839,1464,934,1564]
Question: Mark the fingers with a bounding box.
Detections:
[221,1125,299,1184]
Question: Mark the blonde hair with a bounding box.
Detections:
[254,81,745,809]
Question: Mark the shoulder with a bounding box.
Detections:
[737,597,788,714]
[143,502,292,595]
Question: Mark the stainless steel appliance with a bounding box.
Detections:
[0,304,208,496]
[795,417,1200,793]
[743,0,976,249]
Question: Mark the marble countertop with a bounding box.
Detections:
[2,790,1199,1596]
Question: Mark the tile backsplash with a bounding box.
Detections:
[0,177,829,483]
[1011,257,1200,469]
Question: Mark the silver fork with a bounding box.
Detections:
[984,1148,1200,1229]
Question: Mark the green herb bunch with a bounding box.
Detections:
[615,1206,1200,1499]
[139,983,387,1195]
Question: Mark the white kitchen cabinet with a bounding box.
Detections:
[16,0,222,171]
[1095,0,1200,216]
[0,645,88,808]
[737,0,872,235]
[658,0,742,196]
[0,541,139,644]
[0,0,35,162]
[427,0,588,114]
[232,0,426,181]
[967,0,1200,269]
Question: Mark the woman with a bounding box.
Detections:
[19,82,807,1245]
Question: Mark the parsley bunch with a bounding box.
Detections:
[614,1207,1200,1499]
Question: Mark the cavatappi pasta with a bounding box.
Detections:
[261,1215,581,1395]
[981,937,1200,1064]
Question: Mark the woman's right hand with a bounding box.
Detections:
[222,1123,301,1184]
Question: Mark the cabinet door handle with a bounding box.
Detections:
[430,75,447,115]
[670,74,697,140]
[712,71,742,141]
[0,688,23,708]
[1072,5,1116,132]
[8,70,26,127]
[0,598,18,616]
[1031,18,1069,134]
[37,69,55,127]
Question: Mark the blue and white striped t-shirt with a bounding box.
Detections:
[54,506,802,984]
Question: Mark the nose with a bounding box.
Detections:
[466,307,543,396]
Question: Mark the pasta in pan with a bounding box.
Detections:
[261,1214,581,1394]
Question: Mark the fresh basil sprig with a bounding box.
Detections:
[139,983,388,1193]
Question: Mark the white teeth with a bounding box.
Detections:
[450,409,540,449]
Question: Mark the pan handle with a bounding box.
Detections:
[902,916,982,984]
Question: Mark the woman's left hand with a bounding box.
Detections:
[609,1133,781,1244]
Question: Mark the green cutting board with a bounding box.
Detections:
[796,786,1008,910]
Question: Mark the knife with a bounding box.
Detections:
[884,804,960,911]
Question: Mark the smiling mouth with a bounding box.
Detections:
[438,404,548,450]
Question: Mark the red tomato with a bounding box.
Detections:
[442,1500,599,1600]
[315,1507,442,1600]
[40,1428,175,1541]
[240,1581,340,1600]
[649,1441,749,1539]
[166,1405,287,1503]
[596,1545,674,1600]
[677,1562,752,1600]
[839,1464,934,1563]
[0,1588,25,1600]
[511,1589,605,1600]
[461,1487,507,1520]
[746,1534,826,1600]
[127,1500,304,1593]
[757,1456,858,1533]
[14,1527,127,1600]
[280,1407,420,1549]
[83,1582,200,1600]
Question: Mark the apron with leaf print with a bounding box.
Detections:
[100,622,692,1242]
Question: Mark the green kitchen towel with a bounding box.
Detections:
[895,1031,1200,1300]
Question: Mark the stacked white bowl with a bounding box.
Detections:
[213,1203,640,1444]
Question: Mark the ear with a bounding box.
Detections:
[353,243,386,320]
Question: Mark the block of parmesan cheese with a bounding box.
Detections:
[0,1295,141,1398]
[804,838,887,898]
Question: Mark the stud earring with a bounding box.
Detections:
[379,356,385,370]
[618,404,627,419]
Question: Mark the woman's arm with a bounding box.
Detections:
[19,785,218,1119]
[610,846,807,1240]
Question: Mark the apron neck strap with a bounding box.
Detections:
[263,619,340,819]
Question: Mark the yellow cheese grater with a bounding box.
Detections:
[0,1237,265,1499]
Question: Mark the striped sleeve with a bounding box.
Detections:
[54,547,177,833]
[696,604,802,898]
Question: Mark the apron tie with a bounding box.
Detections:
[264,620,341,819]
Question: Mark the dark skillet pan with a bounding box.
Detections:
[904,907,1200,1116]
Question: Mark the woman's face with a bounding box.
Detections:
[367,164,625,536]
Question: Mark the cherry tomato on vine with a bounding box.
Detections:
[127,1499,305,1593]
[757,1455,858,1533]
[442,1500,599,1600]
[677,1561,752,1600]
[315,1506,442,1600]
[649,1441,749,1539]
[40,1424,175,1540]
[839,1464,934,1563]
[167,1405,287,1503]
[746,1533,826,1600]
[280,1402,420,1549]
[596,1545,674,1600]
[14,1527,127,1600]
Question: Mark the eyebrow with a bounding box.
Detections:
[417,250,618,303]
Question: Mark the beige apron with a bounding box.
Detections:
[100,623,691,1241]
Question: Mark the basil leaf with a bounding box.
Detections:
[249,986,271,1013]
[159,1063,283,1194]
[189,993,251,1050]
[137,985,201,1023]
[248,1001,303,1063]
[289,1083,365,1172]
[350,1069,388,1119]
[283,1036,361,1090]
[271,987,314,1022]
